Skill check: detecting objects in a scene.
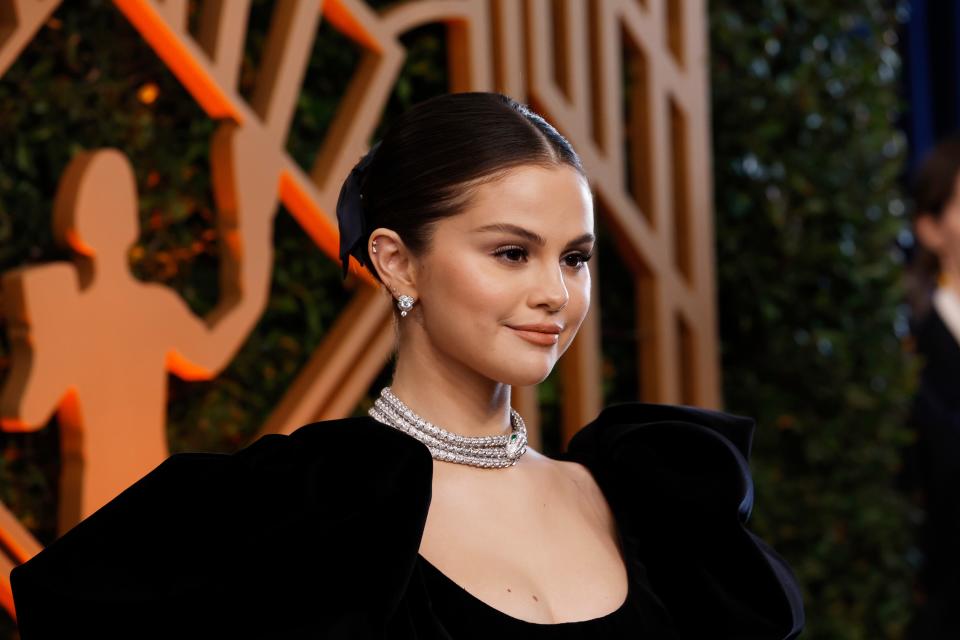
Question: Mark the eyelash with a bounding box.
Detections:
[492,245,594,270]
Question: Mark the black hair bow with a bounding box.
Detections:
[336,141,382,279]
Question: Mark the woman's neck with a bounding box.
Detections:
[942,267,960,298]
[388,338,513,439]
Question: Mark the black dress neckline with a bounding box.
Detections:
[9,404,805,638]
[416,551,633,627]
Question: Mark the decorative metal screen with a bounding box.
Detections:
[0,0,716,620]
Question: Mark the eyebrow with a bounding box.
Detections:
[471,223,595,248]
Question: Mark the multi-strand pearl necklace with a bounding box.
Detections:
[368,386,528,468]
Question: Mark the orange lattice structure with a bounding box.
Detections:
[0,0,718,623]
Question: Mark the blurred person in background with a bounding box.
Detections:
[904,134,960,639]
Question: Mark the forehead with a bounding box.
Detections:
[450,164,594,233]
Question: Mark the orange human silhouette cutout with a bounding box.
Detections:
[0,122,282,534]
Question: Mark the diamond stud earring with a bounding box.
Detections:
[371,240,378,254]
[396,294,415,317]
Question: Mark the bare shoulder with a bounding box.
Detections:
[554,458,606,502]
[519,448,613,518]
[553,456,594,483]
[556,459,620,541]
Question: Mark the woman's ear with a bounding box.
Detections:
[915,213,944,254]
[367,228,419,296]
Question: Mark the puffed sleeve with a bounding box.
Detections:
[561,402,805,639]
[10,417,434,638]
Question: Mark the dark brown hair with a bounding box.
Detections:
[353,92,586,286]
[907,134,960,321]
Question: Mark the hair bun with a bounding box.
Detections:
[335,141,382,279]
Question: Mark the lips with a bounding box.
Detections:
[507,323,562,346]
[508,323,563,334]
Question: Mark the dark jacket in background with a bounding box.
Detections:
[906,304,960,638]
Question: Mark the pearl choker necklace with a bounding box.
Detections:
[368,386,528,468]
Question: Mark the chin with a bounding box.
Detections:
[492,360,556,387]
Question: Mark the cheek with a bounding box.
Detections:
[428,256,514,323]
[567,273,592,328]
[947,205,960,244]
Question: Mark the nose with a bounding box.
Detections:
[533,262,570,312]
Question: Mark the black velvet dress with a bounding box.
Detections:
[414,532,677,637]
[904,303,960,638]
[10,401,805,638]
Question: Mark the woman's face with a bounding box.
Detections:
[412,164,595,387]
[918,171,960,275]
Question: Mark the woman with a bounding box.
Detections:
[10,92,804,638]
[904,135,960,639]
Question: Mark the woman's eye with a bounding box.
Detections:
[493,246,528,263]
[493,246,594,269]
[564,252,594,269]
